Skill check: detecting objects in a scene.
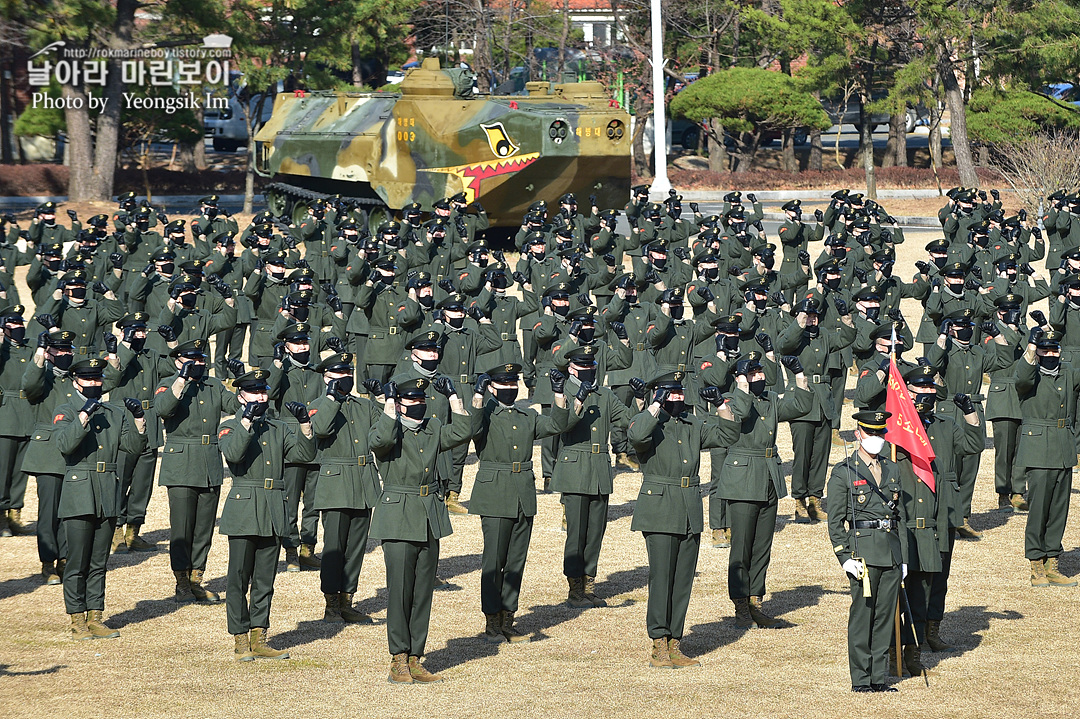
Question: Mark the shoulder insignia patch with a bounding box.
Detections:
[218,428,231,438]
[308,408,317,417]
[701,361,712,370]
[155,385,169,395]
[853,479,867,486]
[860,370,869,378]
[53,413,65,424]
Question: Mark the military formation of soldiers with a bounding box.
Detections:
[0,182,1076,690]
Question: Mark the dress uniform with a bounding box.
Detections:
[629,371,736,669]
[219,369,316,661]
[983,296,1031,511]
[716,353,812,627]
[154,339,240,603]
[1014,330,1080,587]
[852,321,919,412]
[471,363,573,642]
[0,305,33,537]
[32,268,126,356]
[369,377,473,684]
[54,358,147,640]
[354,257,424,383]
[826,411,907,693]
[307,353,381,623]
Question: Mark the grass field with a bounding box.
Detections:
[1,217,1079,718]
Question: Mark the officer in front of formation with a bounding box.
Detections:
[53,358,147,640]
[826,411,907,693]
[219,368,316,661]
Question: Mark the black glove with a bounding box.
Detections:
[433,376,456,397]
[1033,226,1043,239]
[214,280,233,299]
[917,356,931,367]
[294,258,310,270]
[467,305,485,322]
[67,209,78,221]
[697,286,715,303]
[157,325,177,343]
[103,333,118,354]
[780,355,804,374]
[575,381,595,402]
[569,320,583,338]
[325,378,348,400]
[650,387,670,405]
[814,209,824,222]
[178,360,199,379]
[699,385,722,406]
[474,372,492,395]
[492,250,506,263]
[798,250,811,265]
[747,193,758,204]
[382,381,398,401]
[953,393,976,414]
[362,378,383,396]
[1030,310,1047,326]
[770,291,786,307]
[990,189,1000,201]
[978,190,988,202]
[753,220,765,232]
[643,268,661,284]
[35,313,56,330]
[610,321,628,340]
[755,332,773,353]
[588,195,597,207]
[1020,263,1035,276]
[123,397,145,418]
[438,279,456,293]
[2,213,15,224]
[168,284,183,300]
[981,321,1000,338]
[325,336,345,353]
[474,201,485,214]
[970,265,982,279]
[673,246,690,261]
[80,398,102,416]
[603,253,617,266]
[109,252,124,270]
[854,267,868,283]
[241,402,265,421]
[834,297,850,316]
[887,308,902,322]
[577,293,592,307]
[689,202,700,213]
[964,278,981,291]
[327,294,342,313]
[273,342,286,362]
[878,356,892,374]
[512,271,528,286]
[629,377,647,399]
[549,368,566,394]
[91,281,108,295]
[541,295,552,310]
[915,261,931,275]
[37,331,50,349]
[221,358,243,378]
[939,320,951,335]
[1028,326,1044,345]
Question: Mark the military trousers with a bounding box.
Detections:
[213,323,247,377]
[847,564,901,687]
[904,570,936,644]
[954,406,985,518]
[62,514,114,614]
[283,463,320,549]
[117,447,157,526]
[789,417,831,500]
[480,511,533,615]
[167,485,220,572]
[643,530,700,640]
[1024,468,1073,560]
[320,507,371,595]
[609,385,635,455]
[540,405,560,480]
[707,448,729,531]
[36,473,67,564]
[992,419,1024,496]
[522,327,537,387]
[829,366,847,431]
[727,495,778,599]
[447,441,469,495]
[0,436,29,512]
[562,492,608,579]
[927,530,956,622]
[382,530,439,657]
[226,534,280,635]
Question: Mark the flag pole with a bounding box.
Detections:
[891,324,897,463]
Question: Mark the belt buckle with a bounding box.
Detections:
[916,517,926,529]
[264,478,273,489]
[437,274,444,281]
[765,447,774,458]
[677,363,685,371]
[95,461,106,472]
[357,455,366,466]
[388,327,397,335]
[813,374,822,384]
[680,476,690,488]
[591,443,601,454]
[460,375,469,384]
[420,485,429,497]
[500,332,510,340]
[19,390,26,399]
[79,346,88,355]
[512,461,521,473]
[636,342,644,351]
[141,399,150,410]
[1059,419,1067,428]
[881,519,892,530]
[201,435,211,445]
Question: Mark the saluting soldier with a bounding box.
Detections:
[369,377,473,685]
[984,295,1032,512]
[0,305,33,537]
[31,268,126,357]
[155,339,239,604]
[54,358,147,640]
[470,363,575,643]
[219,369,316,661]
[826,411,907,693]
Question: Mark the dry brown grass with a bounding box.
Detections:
[2,225,1079,719]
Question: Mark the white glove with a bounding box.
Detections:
[843,558,864,581]
[902,563,908,580]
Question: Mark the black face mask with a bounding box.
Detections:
[187,363,206,380]
[833,247,848,260]
[625,292,638,305]
[269,269,286,281]
[245,400,268,416]
[79,383,103,399]
[748,379,766,396]
[932,256,947,269]
[759,255,775,270]
[418,295,434,309]
[662,399,684,416]
[52,353,73,370]
[490,274,508,290]
[1039,354,1061,371]
[878,262,894,278]
[913,392,936,406]
[721,334,739,352]
[446,314,465,329]
[577,327,595,343]
[494,387,518,405]
[6,327,25,344]
[532,251,546,261]
[805,324,820,339]
[574,367,597,385]
[824,277,841,290]
[1002,310,1021,325]
[45,258,62,271]
[702,268,719,282]
[331,376,354,395]
[669,207,682,219]
[952,326,973,342]
[158,262,175,275]
[668,305,684,321]
[291,305,310,322]
[652,256,667,270]
[291,351,310,365]
[69,287,87,300]
[864,307,880,321]
[403,403,427,420]
[553,304,569,317]
[128,335,146,352]
[946,281,965,294]
[416,357,439,372]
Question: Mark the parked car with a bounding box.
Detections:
[205,85,277,152]
[819,96,928,133]
[671,118,807,150]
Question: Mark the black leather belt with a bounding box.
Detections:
[854,518,893,530]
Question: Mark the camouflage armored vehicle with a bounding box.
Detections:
[254,57,631,228]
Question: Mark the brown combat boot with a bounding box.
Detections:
[1010,494,1029,512]
[615,452,640,471]
[111,525,127,553]
[649,637,673,668]
[388,653,412,684]
[408,655,443,683]
[0,512,10,537]
[902,644,924,676]
[482,613,506,643]
[889,646,907,677]
[749,596,782,628]
[233,633,254,662]
[339,593,373,624]
[174,570,197,602]
[667,637,700,668]
[1031,559,1050,587]
[7,509,29,535]
[1044,557,1078,587]
[284,546,300,572]
[925,620,953,652]
[832,429,846,446]
[445,491,468,515]
[189,569,222,604]
[712,528,731,548]
[55,559,66,579]
[70,612,92,641]
[566,576,592,608]
[733,597,755,629]
[298,543,321,569]
[249,627,289,659]
[86,610,120,639]
[998,493,1013,512]
[323,593,343,623]
[42,562,60,585]
[583,575,607,607]
[793,498,810,523]
[500,611,531,643]
[807,496,827,520]
[956,518,982,540]
[126,524,155,551]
